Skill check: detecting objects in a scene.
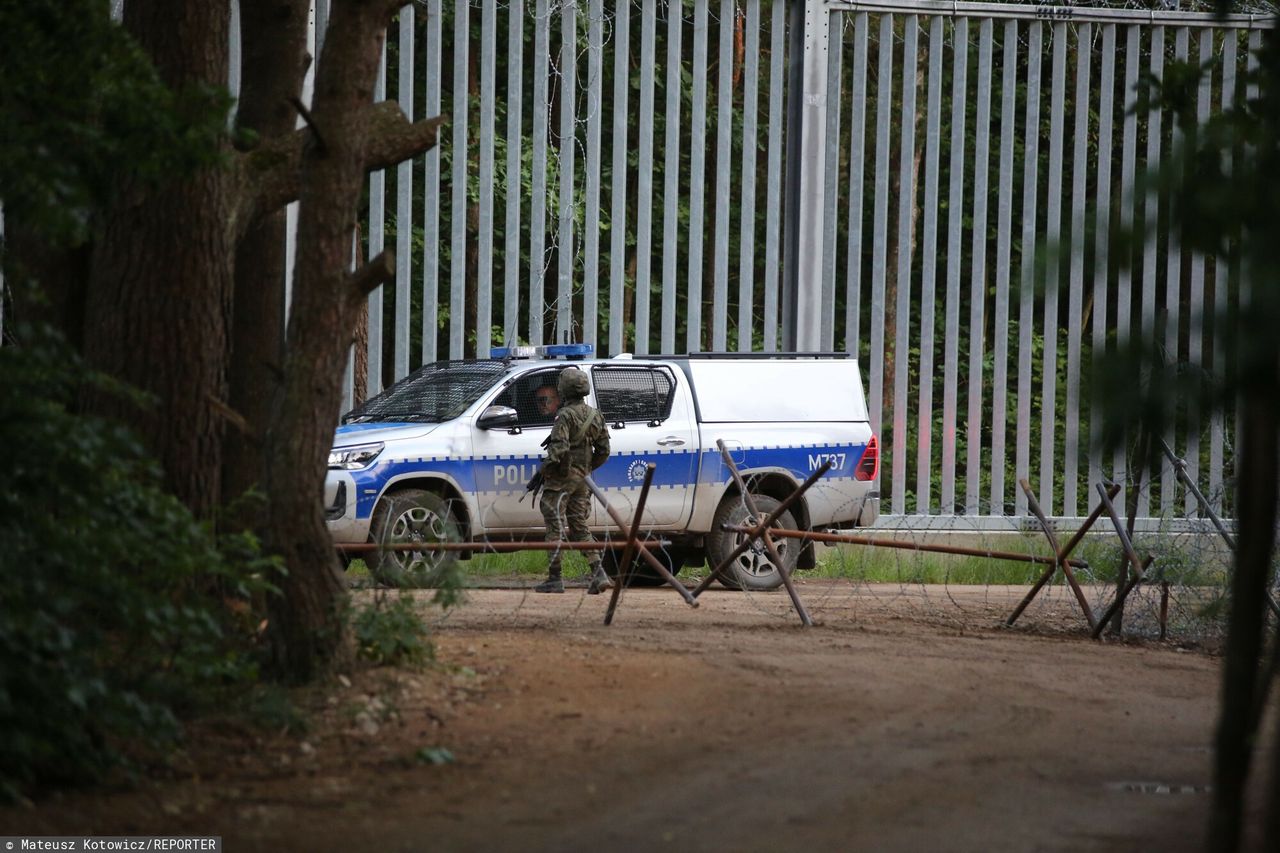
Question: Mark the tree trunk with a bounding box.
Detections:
[353,225,369,405]
[223,0,312,514]
[1209,386,1280,852]
[262,0,441,681]
[84,0,233,519]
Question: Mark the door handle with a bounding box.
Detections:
[656,436,685,447]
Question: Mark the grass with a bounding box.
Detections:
[813,547,1045,585]
[345,531,1235,589]
[347,550,596,582]
[814,532,1232,587]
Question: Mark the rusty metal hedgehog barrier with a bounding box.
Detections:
[343,457,1245,643]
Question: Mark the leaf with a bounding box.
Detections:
[414,746,455,766]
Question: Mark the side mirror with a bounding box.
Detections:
[477,405,519,430]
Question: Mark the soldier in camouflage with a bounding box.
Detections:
[533,367,612,594]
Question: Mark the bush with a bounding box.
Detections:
[0,323,275,800]
[353,595,434,667]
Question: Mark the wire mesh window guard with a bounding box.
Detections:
[345,360,510,423]
[592,366,676,424]
[493,368,569,427]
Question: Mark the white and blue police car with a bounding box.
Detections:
[326,345,879,590]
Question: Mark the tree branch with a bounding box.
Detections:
[347,249,396,310]
[240,103,447,227]
[205,391,255,438]
[287,95,328,155]
[364,108,447,173]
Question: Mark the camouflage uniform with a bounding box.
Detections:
[536,368,611,594]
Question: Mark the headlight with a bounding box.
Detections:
[328,442,384,470]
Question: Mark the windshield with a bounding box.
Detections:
[343,360,510,424]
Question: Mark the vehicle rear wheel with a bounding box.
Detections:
[368,489,462,588]
[706,493,798,591]
[601,545,687,587]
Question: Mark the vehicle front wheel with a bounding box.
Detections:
[368,489,462,588]
[706,493,798,591]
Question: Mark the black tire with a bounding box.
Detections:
[706,493,798,591]
[602,545,687,587]
[368,489,462,588]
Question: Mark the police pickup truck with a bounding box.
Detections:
[326,346,879,590]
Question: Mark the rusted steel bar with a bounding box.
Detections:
[1006,567,1061,628]
[604,463,656,626]
[1056,483,1123,560]
[1095,480,1148,583]
[1159,581,1170,641]
[712,439,813,626]
[1114,429,1150,636]
[692,459,834,599]
[1006,482,1118,629]
[1157,439,1280,620]
[1092,553,1154,640]
[336,540,673,553]
[732,526,1088,569]
[584,475,698,608]
[1159,437,1236,550]
[1092,481,1154,639]
[1015,479,1098,630]
[1020,478,1064,554]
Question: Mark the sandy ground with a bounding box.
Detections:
[3,580,1272,852]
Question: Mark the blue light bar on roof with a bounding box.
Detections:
[490,345,539,359]
[541,343,594,359]
[490,343,593,359]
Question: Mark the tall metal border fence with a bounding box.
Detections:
[348,0,798,376]
[815,2,1265,527]
[77,1,1271,529]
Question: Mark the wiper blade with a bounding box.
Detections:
[356,413,440,424]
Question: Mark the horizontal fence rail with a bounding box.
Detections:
[828,0,1270,29]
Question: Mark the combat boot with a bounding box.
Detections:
[586,565,613,595]
[534,568,564,594]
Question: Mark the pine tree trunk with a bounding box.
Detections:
[84,0,233,519]
[223,0,312,513]
[1209,385,1280,852]
[353,225,370,405]
[262,0,424,680]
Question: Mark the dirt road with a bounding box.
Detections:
[4,581,1269,851]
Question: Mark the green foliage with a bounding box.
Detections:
[1094,26,1280,466]
[352,533,467,665]
[353,595,434,667]
[413,746,455,766]
[464,549,590,578]
[0,0,231,247]
[243,684,308,735]
[0,319,275,801]
[816,544,1046,585]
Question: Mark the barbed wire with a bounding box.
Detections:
[353,441,1267,651]
[355,1,1260,645]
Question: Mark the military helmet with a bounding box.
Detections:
[557,367,589,400]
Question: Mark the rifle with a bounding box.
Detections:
[523,470,544,505]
